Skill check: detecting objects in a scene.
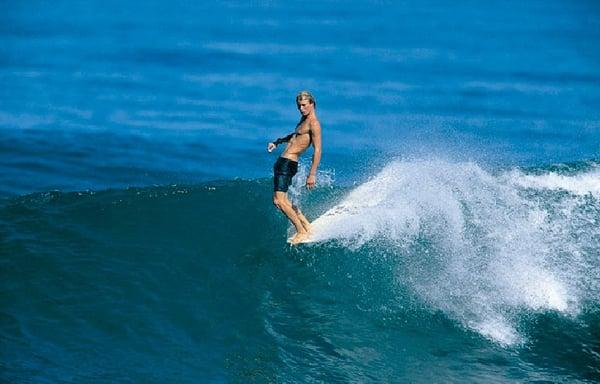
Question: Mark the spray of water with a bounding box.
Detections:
[309,160,599,345]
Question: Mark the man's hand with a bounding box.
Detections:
[306,174,316,189]
[267,142,276,152]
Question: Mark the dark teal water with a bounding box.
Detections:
[2,161,600,383]
[1,0,600,382]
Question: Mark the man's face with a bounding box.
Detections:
[297,99,313,116]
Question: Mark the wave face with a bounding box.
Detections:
[1,160,599,382]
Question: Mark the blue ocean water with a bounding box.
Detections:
[1,1,599,383]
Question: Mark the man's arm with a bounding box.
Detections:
[268,133,294,152]
[306,121,322,189]
[273,133,294,146]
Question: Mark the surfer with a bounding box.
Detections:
[268,91,322,245]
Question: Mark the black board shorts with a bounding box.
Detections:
[273,157,298,192]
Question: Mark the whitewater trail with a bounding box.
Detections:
[304,160,600,345]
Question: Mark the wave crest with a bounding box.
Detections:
[308,159,599,345]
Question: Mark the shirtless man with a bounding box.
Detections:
[268,91,322,244]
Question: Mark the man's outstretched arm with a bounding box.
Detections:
[274,133,294,145]
[268,133,294,152]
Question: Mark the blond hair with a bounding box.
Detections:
[296,90,316,109]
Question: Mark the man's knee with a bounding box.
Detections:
[273,193,285,209]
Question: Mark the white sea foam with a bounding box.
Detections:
[289,163,335,200]
[505,166,600,197]
[308,160,598,345]
[472,317,521,346]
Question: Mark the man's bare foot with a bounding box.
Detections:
[288,232,310,245]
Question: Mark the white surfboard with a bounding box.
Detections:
[287,232,318,245]
[286,203,364,245]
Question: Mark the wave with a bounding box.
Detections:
[1,159,599,350]
[506,161,600,197]
[303,159,600,345]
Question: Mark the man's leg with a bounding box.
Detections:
[273,191,309,242]
[292,204,311,233]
